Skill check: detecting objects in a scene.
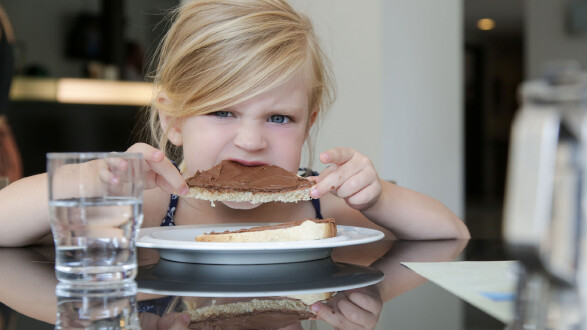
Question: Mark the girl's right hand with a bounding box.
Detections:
[310,286,382,330]
[126,143,189,196]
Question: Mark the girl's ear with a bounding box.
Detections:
[310,108,319,126]
[305,107,319,137]
[159,109,183,146]
[157,93,183,146]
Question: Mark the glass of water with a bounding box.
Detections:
[55,281,139,329]
[47,152,144,283]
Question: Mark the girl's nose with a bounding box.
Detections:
[233,123,268,151]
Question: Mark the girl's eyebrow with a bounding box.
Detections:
[268,105,305,114]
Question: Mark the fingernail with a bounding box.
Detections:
[180,186,189,196]
[117,159,127,169]
[153,150,164,160]
[310,187,319,198]
[311,303,321,313]
[180,313,190,324]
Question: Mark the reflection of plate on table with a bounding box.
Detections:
[136,224,384,264]
[136,257,384,297]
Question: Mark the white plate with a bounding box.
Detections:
[137,257,384,297]
[136,223,384,264]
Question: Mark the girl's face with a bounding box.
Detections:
[176,73,313,179]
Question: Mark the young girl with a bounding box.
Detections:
[0,0,468,326]
[0,0,468,245]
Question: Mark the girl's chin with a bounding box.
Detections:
[221,201,261,210]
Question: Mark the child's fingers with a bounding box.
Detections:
[347,291,382,318]
[310,162,361,199]
[344,182,382,209]
[320,147,354,166]
[98,166,118,185]
[337,298,378,329]
[98,146,151,186]
[98,157,128,186]
[155,173,188,196]
[146,158,189,195]
[311,148,365,197]
[127,142,164,163]
[311,300,375,330]
[308,164,337,184]
[311,303,345,328]
[334,166,382,209]
[127,143,188,195]
[332,170,371,199]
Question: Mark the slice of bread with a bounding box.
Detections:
[185,160,315,204]
[186,186,312,204]
[184,293,335,329]
[195,218,337,243]
[186,298,314,322]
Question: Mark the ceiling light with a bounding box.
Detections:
[477,18,495,31]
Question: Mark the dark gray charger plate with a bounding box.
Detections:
[136,257,384,297]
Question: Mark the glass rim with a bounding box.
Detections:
[47,152,143,160]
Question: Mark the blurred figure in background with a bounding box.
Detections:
[0,4,22,187]
[123,41,145,81]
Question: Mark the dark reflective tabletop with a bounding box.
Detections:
[0,239,508,329]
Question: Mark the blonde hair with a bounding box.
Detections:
[148,0,335,168]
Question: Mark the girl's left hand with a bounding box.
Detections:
[311,287,382,330]
[310,148,382,211]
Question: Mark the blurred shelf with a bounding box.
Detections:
[9,77,153,106]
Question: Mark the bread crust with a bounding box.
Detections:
[187,298,313,322]
[187,186,312,204]
[185,293,335,328]
[195,219,337,243]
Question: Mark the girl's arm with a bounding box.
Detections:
[0,174,53,247]
[0,158,127,247]
[0,143,189,247]
[311,147,470,240]
[361,181,469,239]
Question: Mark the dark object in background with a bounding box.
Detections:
[65,3,127,79]
[0,4,14,114]
[7,101,145,177]
[65,13,103,61]
[0,4,22,183]
[0,116,22,182]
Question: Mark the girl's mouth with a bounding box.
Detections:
[226,159,267,167]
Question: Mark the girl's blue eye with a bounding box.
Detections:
[213,111,232,118]
[269,115,290,124]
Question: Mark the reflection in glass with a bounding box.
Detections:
[55,281,139,329]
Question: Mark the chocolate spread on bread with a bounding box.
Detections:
[205,218,335,235]
[189,311,314,329]
[186,160,314,193]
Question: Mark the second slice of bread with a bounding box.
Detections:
[196,218,336,243]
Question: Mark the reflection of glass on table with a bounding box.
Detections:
[55,282,139,329]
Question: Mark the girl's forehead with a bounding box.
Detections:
[234,73,311,109]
